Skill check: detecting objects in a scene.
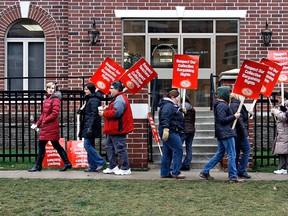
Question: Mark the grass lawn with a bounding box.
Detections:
[0,178,288,215]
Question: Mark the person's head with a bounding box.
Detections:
[46,82,57,94]
[110,81,124,97]
[216,86,231,103]
[84,82,96,95]
[165,88,180,105]
[229,93,245,102]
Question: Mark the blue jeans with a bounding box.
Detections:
[235,136,250,175]
[160,132,183,177]
[84,138,106,169]
[105,134,130,170]
[202,137,237,179]
[181,132,195,169]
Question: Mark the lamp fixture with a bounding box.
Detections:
[88,20,100,45]
[261,20,272,46]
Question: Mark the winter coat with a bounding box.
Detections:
[213,99,236,140]
[79,92,103,139]
[36,91,62,141]
[183,101,196,134]
[158,98,185,135]
[103,92,134,135]
[229,98,249,138]
[272,100,288,155]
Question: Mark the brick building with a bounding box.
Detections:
[0,1,287,168]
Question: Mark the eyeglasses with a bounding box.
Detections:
[110,88,115,90]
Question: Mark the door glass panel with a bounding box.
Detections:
[7,42,23,90]
[182,20,213,33]
[216,36,238,76]
[183,38,211,68]
[151,38,178,68]
[29,42,44,90]
[148,21,179,33]
[123,36,145,69]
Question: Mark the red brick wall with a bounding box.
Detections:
[1,0,288,169]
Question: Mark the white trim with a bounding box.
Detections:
[19,1,30,18]
[115,7,247,19]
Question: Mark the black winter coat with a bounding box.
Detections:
[213,99,236,140]
[79,92,103,139]
[183,101,196,134]
[229,98,249,138]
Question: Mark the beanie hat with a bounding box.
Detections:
[111,81,124,92]
[217,86,231,103]
[86,82,96,93]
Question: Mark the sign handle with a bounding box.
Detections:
[232,97,245,129]
[281,82,284,106]
[182,88,186,109]
[157,142,163,156]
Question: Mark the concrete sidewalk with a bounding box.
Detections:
[0,169,287,181]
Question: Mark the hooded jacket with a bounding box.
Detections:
[213,99,236,140]
[158,98,184,135]
[79,91,103,139]
[102,92,134,135]
[183,100,196,134]
[36,91,62,141]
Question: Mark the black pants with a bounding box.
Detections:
[278,154,288,170]
[38,140,65,156]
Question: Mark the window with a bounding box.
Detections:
[6,19,45,90]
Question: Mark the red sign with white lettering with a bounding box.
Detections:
[147,113,161,143]
[120,58,158,94]
[42,138,65,168]
[233,60,268,100]
[259,58,283,97]
[90,57,126,94]
[268,50,288,82]
[172,55,199,89]
[67,140,89,168]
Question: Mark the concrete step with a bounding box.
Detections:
[195,130,215,137]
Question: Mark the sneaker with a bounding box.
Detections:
[103,166,120,174]
[84,167,97,172]
[274,169,287,175]
[238,173,252,179]
[171,173,186,179]
[96,163,106,171]
[229,178,246,183]
[199,171,214,180]
[114,168,132,175]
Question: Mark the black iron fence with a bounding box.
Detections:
[0,75,107,162]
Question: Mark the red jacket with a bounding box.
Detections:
[36,92,61,141]
[103,92,134,135]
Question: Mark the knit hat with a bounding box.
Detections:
[111,81,124,92]
[86,82,96,93]
[217,86,231,103]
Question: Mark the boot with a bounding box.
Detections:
[28,154,44,172]
[58,149,72,172]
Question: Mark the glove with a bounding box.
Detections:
[280,105,287,112]
[180,108,187,114]
[31,124,39,132]
[162,128,169,142]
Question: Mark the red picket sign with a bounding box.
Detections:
[259,58,283,97]
[172,54,199,89]
[268,50,288,82]
[67,140,89,168]
[120,58,158,94]
[89,57,126,94]
[42,138,65,168]
[233,60,268,100]
[147,112,161,143]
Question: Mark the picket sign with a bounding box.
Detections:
[147,113,162,156]
[42,138,65,168]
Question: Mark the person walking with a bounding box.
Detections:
[158,88,185,179]
[28,82,72,172]
[78,83,106,172]
[99,81,134,175]
[271,91,288,175]
[199,86,243,182]
[180,95,196,171]
[229,93,251,179]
